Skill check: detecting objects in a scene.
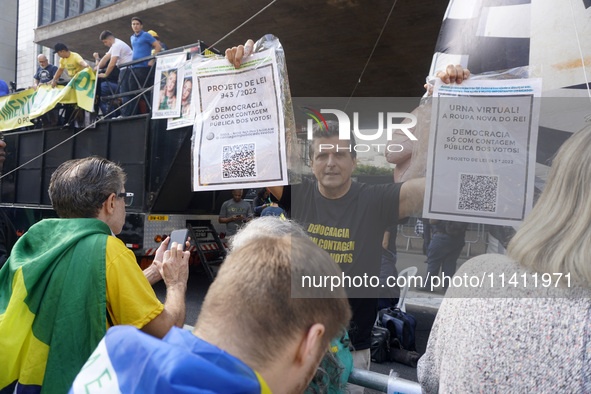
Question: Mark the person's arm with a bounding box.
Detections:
[142,237,169,285]
[94,52,111,71]
[148,41,162,67]
[254,203,266,216]
[385,131,413,165]
[219,215,239,224]
[394,65,471,215]
[51,68,64,88]
[79,58,90,69]
[218,202,236,224]
[153,41,162,55]
[142,262,161,285]
[268,186,284,201]
[398,177,426,219]
[385,109,417,177]
[140,242,189,338]
[100,56,119,79]
[382,230,391,250]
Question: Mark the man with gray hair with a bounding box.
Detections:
[0,156,189,394]
[229,216,307,251]
[32,54,61,126]
[33,54,58,89]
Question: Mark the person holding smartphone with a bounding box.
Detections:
[219,189,253,237]
[0,157,190,394]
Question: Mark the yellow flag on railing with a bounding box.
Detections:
[0,67,95,132]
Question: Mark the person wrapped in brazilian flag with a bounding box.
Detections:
[0,156,189,394]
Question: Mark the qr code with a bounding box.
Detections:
[457,173,498,213]
[222,143,257,179]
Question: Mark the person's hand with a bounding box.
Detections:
[151,236,171,280]
[236,214,245,221]
[161,241,190,289]
[93,52,100,59]
[51,79,57,88]
[424,64,470,95]
[148,59,155,67]
[225,39,254,69]
[437,64,470,84]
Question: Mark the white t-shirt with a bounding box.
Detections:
[107,38,133,67]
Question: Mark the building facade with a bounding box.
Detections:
[0,1,18,87]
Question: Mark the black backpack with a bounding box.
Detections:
[370,325,390,363]
[372,308,421,367]
[379,307,417,352]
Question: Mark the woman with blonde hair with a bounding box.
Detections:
[158,69,177,110]
[418,125,591,393]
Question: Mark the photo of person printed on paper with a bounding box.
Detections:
[180,77,192,118]
[158,69,178,110]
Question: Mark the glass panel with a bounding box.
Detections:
[54,0,66,21]
[40,0,52,25]
[83,0,96,12]
[99,0,114,5]
[69,0,80,16]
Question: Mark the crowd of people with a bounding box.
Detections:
[0,35,589,394]
[19,16,164,125]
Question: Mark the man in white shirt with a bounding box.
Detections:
[93,30,133,116]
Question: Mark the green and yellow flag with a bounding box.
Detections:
[0,67,96,132]
[0,219,110,394]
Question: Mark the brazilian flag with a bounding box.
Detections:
[0,219,110,394]
[70,326,273,393]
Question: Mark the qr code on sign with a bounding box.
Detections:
[222,143,257,179]
[457,173,498,213]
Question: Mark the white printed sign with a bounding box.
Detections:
[167,60,195,130]
[191,49,288,191]
[152,53,185,119]
[424,78,542,226]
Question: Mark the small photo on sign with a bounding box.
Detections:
[158,69,178,111]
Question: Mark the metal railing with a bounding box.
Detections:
[398,217,423,252]
[348,368,422,393]
[464,222,487,257]
[99,41,220,117]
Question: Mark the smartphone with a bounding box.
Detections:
[167,229,189,250]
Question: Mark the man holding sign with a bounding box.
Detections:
[227,41,469,391]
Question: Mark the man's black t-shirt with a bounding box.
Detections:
[34,65,58,84]
[281,178,402,349]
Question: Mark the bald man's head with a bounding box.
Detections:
[37,54,49,67]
